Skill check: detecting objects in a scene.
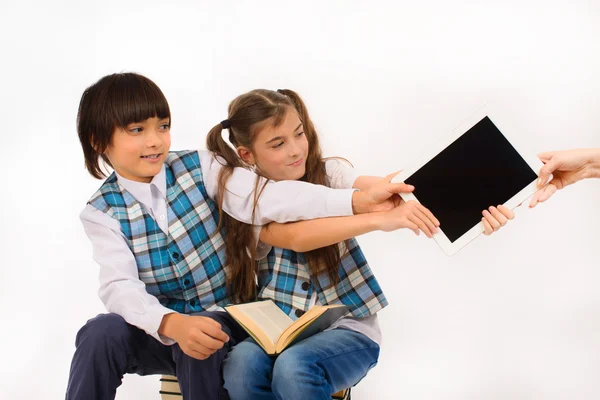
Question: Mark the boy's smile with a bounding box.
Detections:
[104,116,171,183]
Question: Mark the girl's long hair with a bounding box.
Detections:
[206,89,343,303]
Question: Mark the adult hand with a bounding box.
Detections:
[529,148,600,207]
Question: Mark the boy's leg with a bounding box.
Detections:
[271,328,380,400]
[66,313,175,400]
[222,337,276,400]
[172,311,248,400]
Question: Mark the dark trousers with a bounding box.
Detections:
[65,311,248,400]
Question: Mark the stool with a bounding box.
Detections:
[159,375,351,399]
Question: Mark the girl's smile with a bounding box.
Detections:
[238,109,309,182]
[288,158,304,167]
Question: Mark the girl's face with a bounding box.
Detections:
[104,116,171,183]
[240,109,308,182]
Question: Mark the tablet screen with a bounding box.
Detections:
[404,116,537,242]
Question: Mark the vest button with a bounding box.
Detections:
[295,309,305,318]
[301,282,309,291]
[173,252,180,259]
[189,299,196,307]
[183,279,190,286]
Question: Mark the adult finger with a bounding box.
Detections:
[537,183,558,203]
[537,151,556,162]
[537,157,559,187]
[529,188,545,208]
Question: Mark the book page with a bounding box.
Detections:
[276,305,348,353]
[234,301,293,345]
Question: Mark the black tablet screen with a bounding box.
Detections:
[404,116,537,243]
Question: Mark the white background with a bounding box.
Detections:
[1,1,599,399]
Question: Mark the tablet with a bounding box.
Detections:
[391,107,542,256]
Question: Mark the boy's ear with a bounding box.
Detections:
[92,143,103,154]
[90,136,106,155]
[237,146,255,165]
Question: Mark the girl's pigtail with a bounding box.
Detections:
[205,123,241,230]
[206,123,242,169]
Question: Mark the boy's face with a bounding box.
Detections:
[240,109,308,182]
[104,117,171,183]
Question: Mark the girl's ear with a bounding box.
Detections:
[237,146,255,165]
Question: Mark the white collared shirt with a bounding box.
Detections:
[80,150,356,344]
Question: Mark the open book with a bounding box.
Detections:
[225,300,348,355]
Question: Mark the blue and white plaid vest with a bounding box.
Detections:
[257,239,388,320]
[88,150,228,314]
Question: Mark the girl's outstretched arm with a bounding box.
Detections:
[259,200,440,253]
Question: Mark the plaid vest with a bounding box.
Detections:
[88,150,228,314]
[257,239,388,320]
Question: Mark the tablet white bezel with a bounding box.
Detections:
[391,106,543,256]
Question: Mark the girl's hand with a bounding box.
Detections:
[379,199,440,237]
[481,205,514,236]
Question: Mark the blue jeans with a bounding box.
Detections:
[222,328,380,400]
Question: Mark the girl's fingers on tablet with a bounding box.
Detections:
[406,221,420,236]
[496,205,515,220]
[418,204,440,227]
[415,208,438,235]
[408,214,432,238]
[482,218,493,235]
[482,210,501,231]
[488,206,508,226]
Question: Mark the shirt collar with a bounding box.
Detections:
[115,165,167,206]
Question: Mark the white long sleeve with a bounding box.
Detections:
[81,206,177,345]
[198,151,356,225]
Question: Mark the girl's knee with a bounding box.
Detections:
[272,352,323,387]
[223,341,272,397]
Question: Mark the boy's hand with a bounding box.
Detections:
[352,172,415,214]
[379,199,440,237]
[482,205,514,235]
[159,313,229,360]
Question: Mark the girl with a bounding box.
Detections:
[67,73,416,400]
[206,89,513,399]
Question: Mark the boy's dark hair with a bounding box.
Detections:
[77,72,171,179]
